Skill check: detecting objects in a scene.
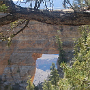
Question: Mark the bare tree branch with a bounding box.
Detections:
[0,19,29,43]
[1,10,90,26]
[12,19,29,37]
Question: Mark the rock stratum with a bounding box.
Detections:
[0,20,80,90]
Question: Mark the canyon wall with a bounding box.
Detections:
[0,20,80,89]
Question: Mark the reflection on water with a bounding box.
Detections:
[33,54,59,86]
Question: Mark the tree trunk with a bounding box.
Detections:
[0,0,90,26]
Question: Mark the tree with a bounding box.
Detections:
[59,25,90,90]
[56,35,66,64]
[43,80,53,90]
[43,63,60,90]
[50,63,60,86]
[1,0,90,26]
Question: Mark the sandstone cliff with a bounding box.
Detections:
[0,20,80,89]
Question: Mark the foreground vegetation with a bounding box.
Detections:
[42,26,90,90]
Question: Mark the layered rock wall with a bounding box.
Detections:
[0,20,80,89]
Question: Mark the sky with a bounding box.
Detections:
[36,54,59,71]
[12,0,73,9]
[34,54,59,85]
[37,54,59,60]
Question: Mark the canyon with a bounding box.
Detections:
[0,20,80,90]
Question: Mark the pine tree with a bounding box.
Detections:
[56,35,66,64]
[50,63,60,86]
[60,25,90,90]
[42,63,60,90]
[43,80,53,90]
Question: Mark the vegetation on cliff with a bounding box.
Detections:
[56,33,67,64]
[26,77,34,90]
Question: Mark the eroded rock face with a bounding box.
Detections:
[0,21,80,89]
[0,52,42,90]
[32,53,42,61]
[2,65,36,89]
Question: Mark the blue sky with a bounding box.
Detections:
[13,0,73,9]
[36,54,59,71]
[34,54,59,85]
[37,54,59,60]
